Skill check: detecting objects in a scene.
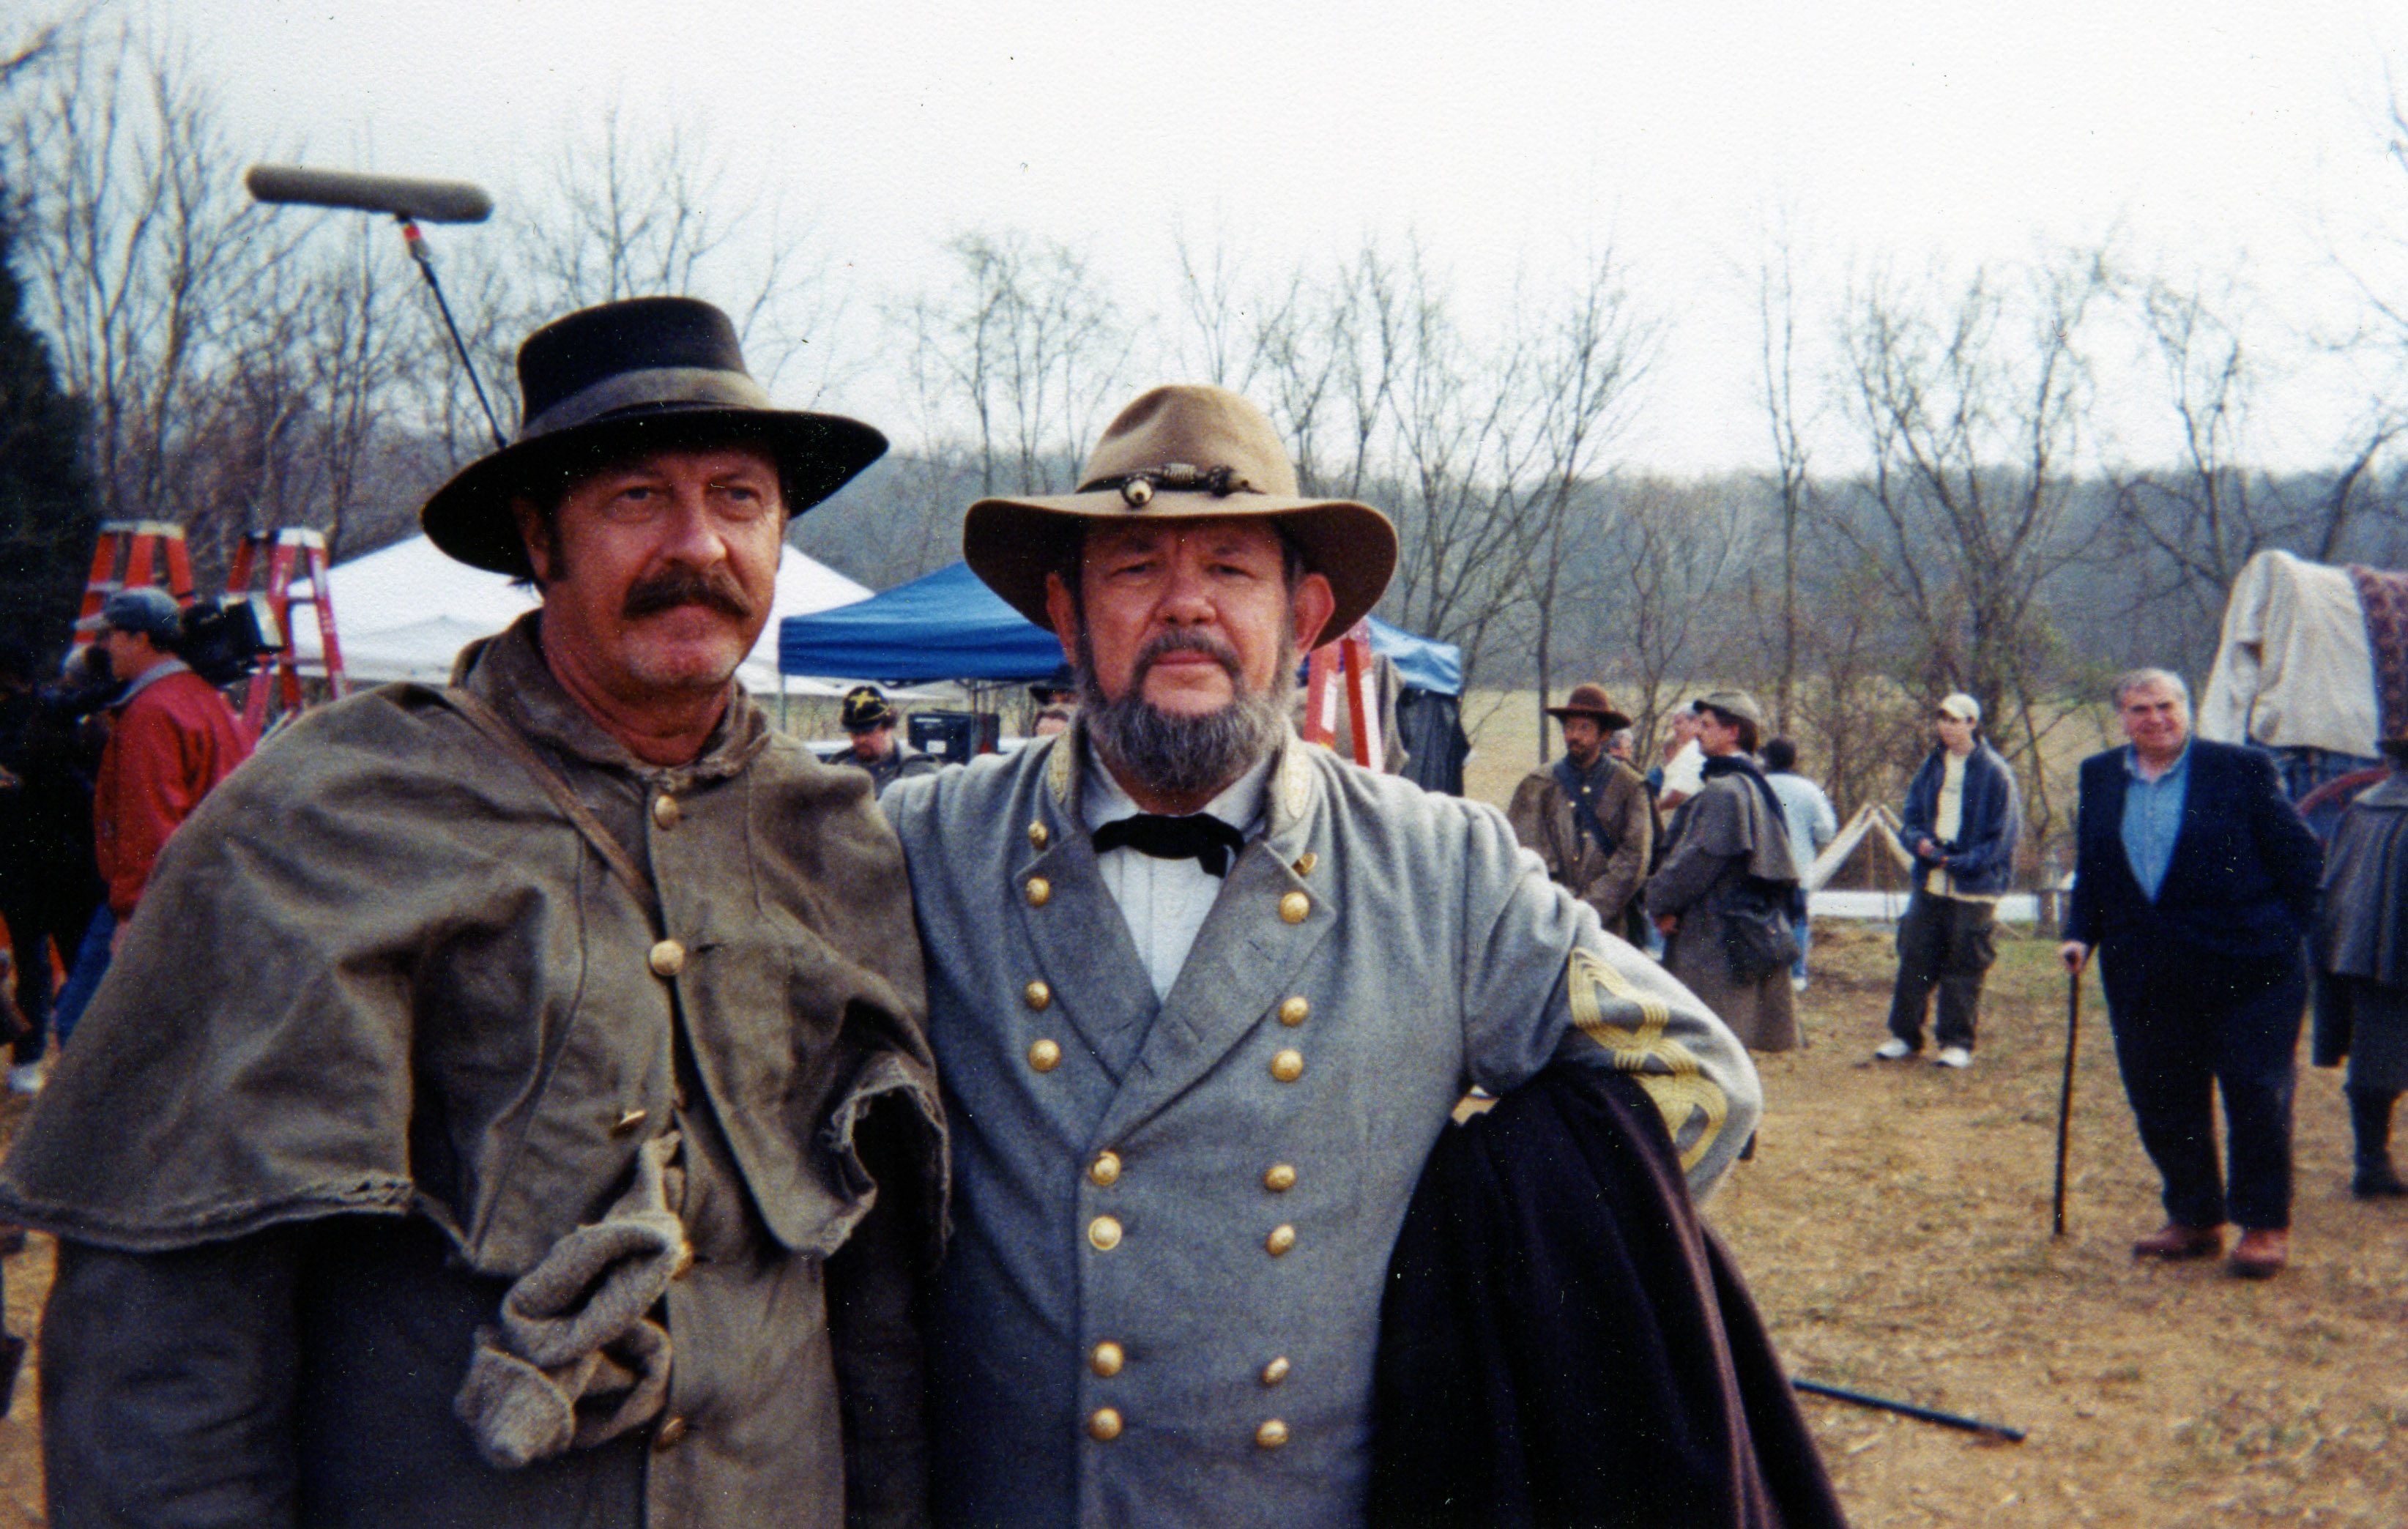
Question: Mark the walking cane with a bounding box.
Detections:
[2051,965,2081,1238]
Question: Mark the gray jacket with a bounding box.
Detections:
[883,728,1758,1528]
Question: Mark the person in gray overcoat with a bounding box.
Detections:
[2314,734,2408,1198]
[882,384,1761,1528]
[0,299,943,1528]
[1646,689,1804,1052]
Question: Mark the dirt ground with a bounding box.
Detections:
[1723,928,2408,1528]
[0,930,2393,1526]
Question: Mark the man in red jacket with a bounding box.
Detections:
[90,587,252,924]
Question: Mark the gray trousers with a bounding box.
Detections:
[1886,891,1997,1051]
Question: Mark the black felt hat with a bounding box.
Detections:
[420,297,886,577]
[1028,661,1077,703]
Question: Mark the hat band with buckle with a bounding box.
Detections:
[1082,464,1256,508]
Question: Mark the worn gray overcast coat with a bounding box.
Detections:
[1649,767,1803,1052]
[0,620,945,1528]
[883,728,1758,1528]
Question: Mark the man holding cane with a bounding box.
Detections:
[2059,669,2321,1279]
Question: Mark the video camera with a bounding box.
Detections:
[178,595,283,689]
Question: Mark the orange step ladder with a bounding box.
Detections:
[75,521,196,651]
[226,528,346,732]
[1300,619,1382,767]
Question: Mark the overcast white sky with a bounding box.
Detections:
[177,0,2408,475]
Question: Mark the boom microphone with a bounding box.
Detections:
[245,165,493,224]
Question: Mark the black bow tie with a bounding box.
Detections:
[1091,813,1247,877]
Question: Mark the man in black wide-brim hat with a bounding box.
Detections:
[0,297,947,1527]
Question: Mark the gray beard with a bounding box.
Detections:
[1078,629,1295,802]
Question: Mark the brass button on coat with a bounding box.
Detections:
[1026,877,1052,907]
[1263,1162,1296,1192]
[1090,1341,1125,1377]
[1293,852,1317,876]
[647,940,686,977]
[1255,1418,1289,1448]
[653,1415,688,1450]
[1277,996,1309,1027]
[650,794,681,830]
[1028,1038,1063,1073]
[1028,821,1050,849]
[1278,890,1309,924]
[1024,980,1052,1011]
[1270,1049,1304,1083]
[1088,1408,1123,1442]
[1088,1216,1123,1251]
[1266,1223,1297,1256]
[1089,1150,1122,1187]
[611,1107,649,1136]
[1261,1355,1290,1385]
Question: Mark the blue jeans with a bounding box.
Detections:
[51,907,114,1048]
[1789,908,1811,983]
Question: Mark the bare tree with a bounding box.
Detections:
[1823,251,2111,842]
[0,2,89,92]
[891,230,1122,498]
[1239,239,1655,696]
[12,19,301,530]
[1754,231,1815,733]
[1589,474,1755,761]
[1170,225,1253,390]
[176,217,420,567]
[514,99,844,402]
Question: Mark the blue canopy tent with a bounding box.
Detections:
[778,562,1060,682]
[780,561,1462,695]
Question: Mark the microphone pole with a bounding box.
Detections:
[245,165,508,450]
[395,217,507,451]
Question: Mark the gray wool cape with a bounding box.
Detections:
[0,617,947,1529]
[882,725,1760,1529]
[1646,764,1804,1052]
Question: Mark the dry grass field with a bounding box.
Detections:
[1729,929,2408,1528]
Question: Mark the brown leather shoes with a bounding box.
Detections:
[2132,1223,2224,1260]
[2229,1227,2289,1279]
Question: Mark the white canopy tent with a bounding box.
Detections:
[287,535,875,695]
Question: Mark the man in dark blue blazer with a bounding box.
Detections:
[2061,669,2324,1278]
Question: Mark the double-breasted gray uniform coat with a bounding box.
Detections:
[883,729,1758,1528]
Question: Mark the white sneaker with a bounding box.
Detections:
[7,1062,44,1095]
[1934,1046,1973,1070]
[1873,1038,1914,1061]
[1790,975,1809,992]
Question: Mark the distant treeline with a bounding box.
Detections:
[7,9,2407,874]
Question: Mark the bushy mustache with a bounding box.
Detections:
[1132,629,1242,684]
[622,564,757,621]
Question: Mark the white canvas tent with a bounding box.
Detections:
[1799,801,2047,924]
[288,535,873,695]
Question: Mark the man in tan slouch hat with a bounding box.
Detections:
[881,384,1770,1525]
